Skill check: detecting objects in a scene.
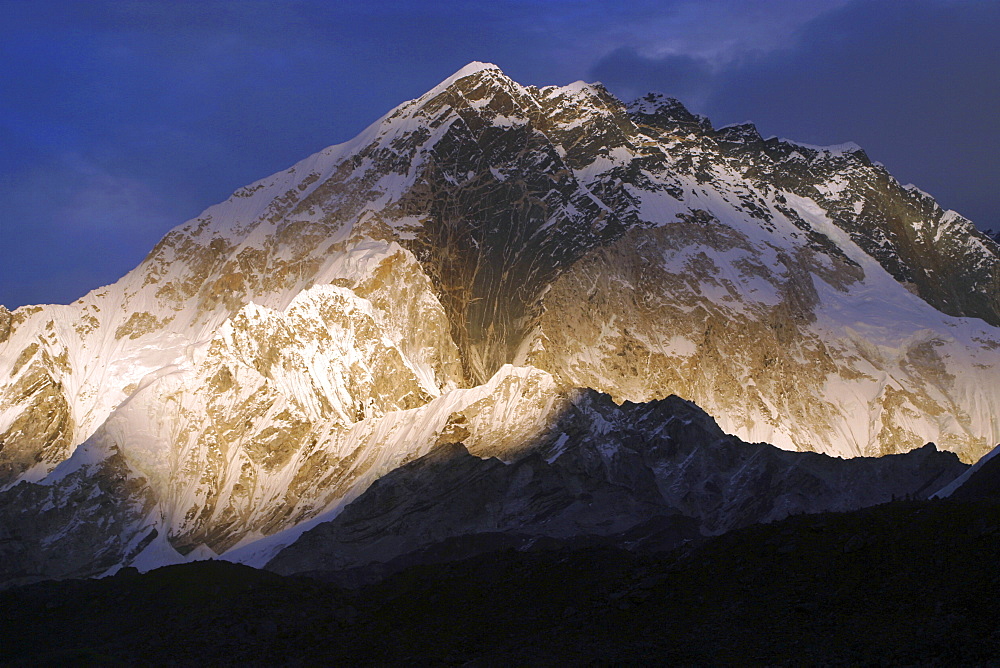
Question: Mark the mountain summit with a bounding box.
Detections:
[0,63,997,583]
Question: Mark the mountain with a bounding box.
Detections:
[0,62,998,583]
[265,392,964,583]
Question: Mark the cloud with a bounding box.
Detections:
[706,0,1000,228]
[590,47,714,106]
[589,0,1000,229]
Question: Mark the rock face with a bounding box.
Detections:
[0,62,997,582]
[0,447,157,588]
[266,391,966,578]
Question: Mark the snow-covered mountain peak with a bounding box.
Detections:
[431,61,505,90]
[1,63,999,585]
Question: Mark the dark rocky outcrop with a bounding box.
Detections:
[267,391,967,579]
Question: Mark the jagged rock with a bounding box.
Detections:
[267,391,966,578]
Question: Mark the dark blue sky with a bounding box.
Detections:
[2,0,998,309]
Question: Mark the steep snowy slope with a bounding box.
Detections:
[0,63,997,582]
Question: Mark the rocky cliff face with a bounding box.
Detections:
[0,63,997,582]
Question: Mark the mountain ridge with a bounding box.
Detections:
[0,62,998,582]
[265,391,966,580]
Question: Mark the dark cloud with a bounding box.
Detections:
[707,0,1000,229]
[590,48,714,103]
[591,0,1000,228]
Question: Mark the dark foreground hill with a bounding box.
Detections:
[2,497,998,666]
